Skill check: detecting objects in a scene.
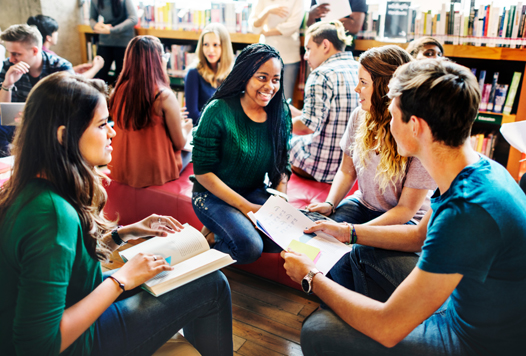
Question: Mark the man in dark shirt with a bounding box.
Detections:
[0,24,73,156]
[307,0,368,35]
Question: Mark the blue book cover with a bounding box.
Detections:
[487,72,499,112]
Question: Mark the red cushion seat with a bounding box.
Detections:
[104,164,357,289]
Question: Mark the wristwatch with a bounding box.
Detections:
[301,268,323,294]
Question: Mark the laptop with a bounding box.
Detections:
[0,102,25,126]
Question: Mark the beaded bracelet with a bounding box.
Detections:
[342,222,357,245]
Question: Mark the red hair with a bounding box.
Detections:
[109,36,169,130]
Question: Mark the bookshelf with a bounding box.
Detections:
[76,26,525,179]
[353,40,526,181]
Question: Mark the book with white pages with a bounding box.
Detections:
[248,196,351,274]
[183,130,193,152]
[119,224,235,297]
[316,0,352,22]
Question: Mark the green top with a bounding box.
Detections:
[0,179,102,356]
[192,96,291,192]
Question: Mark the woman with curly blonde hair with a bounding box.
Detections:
[308,45,435,227]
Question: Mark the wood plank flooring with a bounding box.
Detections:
[102,240,320,356]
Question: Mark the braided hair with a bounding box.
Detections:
[210,43,290,187]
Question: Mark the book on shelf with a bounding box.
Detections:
[356,1,526,48]
[119,224,235,297]
[479,83,492,111]
[247,196,351,274]
[503,72,522,115]
[486,72,500,112]
[493,84,509,113]
[470,132,497,159]
[138,1,252,34]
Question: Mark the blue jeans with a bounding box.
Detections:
[301,305,467,355]
[192,187,282,264]
[282,61,300,101]
[91,270,232,356]
[328,245,419,302]
[331,197,417,225]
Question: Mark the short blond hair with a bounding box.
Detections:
[306,20,352,52]
[1,24,42,48]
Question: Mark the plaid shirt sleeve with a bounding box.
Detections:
[300,70,333,132]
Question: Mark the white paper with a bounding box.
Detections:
[316,0,352,22]
[500,121,526,155]
[253,196,351,274]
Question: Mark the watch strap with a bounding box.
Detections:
[111,226,126,246]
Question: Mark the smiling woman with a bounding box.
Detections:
[191,43,292,265]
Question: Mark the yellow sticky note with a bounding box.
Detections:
[287,239,321,262]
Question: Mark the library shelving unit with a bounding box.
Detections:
[77,25,525,179]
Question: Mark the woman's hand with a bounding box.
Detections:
[266,5,289,18]
[182,118,193,137]
[180,106,189,120]
[93,22,112,34]
[239,202,262,217]
[304,221,349,244]
[306,202,333,216]
[281,250,316,284]
[112,253,173,290]
[119,214,184,242]
[92,55,105,71]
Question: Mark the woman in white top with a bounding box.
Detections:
[249,0,304,100]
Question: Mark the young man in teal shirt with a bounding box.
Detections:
[283,59,526,355]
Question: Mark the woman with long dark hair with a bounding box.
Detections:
[192,43,291,264]
[109,36,193,188]
[90,0,138,83]
[0,72,232,356]
[308,46,435,228]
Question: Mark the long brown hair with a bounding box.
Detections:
[195,23,234,88]
[110,35,169,131]
[0,72,115,260]
[354,45,413,192]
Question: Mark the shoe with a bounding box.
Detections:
[201,226,215,246]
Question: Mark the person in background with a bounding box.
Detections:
[307,0,367,35]
[249,0,304,101]
[27,14,105,79]
[192,43,291,264]
[90,0,137,84]
[0,24,73,157]
[406,36,444,59]
[109,36,193,188]
[283,58,526,356]
[0,71,233,356]
[184,23,234,126]
[307,46,435,227]
[289,20,359,183]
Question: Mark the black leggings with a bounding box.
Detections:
[95,45,126,84]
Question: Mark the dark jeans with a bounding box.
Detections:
[192,187,282,264]
[0,125,15,157]
[95,45,126,84]
[91,270,233,356]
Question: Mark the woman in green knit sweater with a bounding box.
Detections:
[192,43,292,264]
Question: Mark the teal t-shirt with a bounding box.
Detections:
[418,156,526,355]
[0,179,102,356]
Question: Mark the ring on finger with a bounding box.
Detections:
[153,255,157,261]
[158,217,162,223]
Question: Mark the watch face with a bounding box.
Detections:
[302,278,310,293]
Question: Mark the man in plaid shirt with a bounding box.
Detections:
[0,24,73,156]
[289,21,359,183]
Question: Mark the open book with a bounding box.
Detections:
[248,196,351,274]
[119,224,235,297]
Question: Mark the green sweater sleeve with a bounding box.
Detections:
[192,99,225,175]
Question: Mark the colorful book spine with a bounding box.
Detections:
[493,84,509,113]
[480,83,492,111]
[486,72,500,112]
[503,72,522,115]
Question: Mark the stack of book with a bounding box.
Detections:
[138,0,253,33]
[166,44,196,76]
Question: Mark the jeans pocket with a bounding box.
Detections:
[192,192,209,211]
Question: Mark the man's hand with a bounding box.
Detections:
[4,61,30,87]
[281,250,316,284]
[307,3,330,25]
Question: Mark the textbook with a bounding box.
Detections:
[119,224,235,297]
[248,196,351,274]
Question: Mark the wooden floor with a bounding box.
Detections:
[102,241,320,356]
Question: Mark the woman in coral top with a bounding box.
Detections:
[109,35,193,188]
